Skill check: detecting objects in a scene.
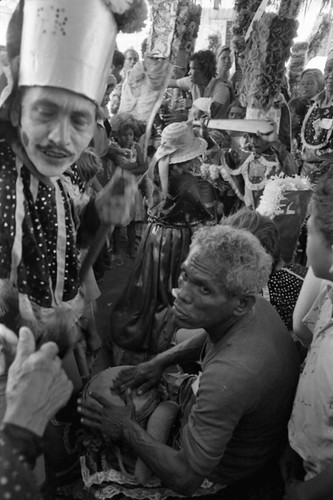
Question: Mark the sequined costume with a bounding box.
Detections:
[301,91,333,183]
[109,157,214,364]
[222,143,297,209]
[0,139,97,348]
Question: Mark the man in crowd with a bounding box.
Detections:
[0,0,136,374]
[78,225,300,496]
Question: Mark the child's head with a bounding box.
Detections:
[307,170,333,279]
[227,99,246,119]
[110,112,138,148]
[110,91,121,115]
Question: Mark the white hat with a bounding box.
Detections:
[192,97,213,115]
[19,0,117,104]
[156,122,207,165]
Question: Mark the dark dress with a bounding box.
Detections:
[109,157,214,364]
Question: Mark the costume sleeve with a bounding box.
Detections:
[0,424,43,500]
[181,359,255,476]
[176,76,191,91]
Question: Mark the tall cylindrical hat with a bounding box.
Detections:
[19,0,117,104]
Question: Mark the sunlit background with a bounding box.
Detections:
[0,0,331,71]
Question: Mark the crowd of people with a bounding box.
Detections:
[1,1,333,500]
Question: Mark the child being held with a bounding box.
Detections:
[110,113,147,258]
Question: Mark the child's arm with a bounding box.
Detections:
[293,266,322,347]
[133,143,148,175]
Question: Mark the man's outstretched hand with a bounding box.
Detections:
[112,359,164,396]
[78,389,136,441]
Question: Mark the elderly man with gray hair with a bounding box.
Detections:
[79,225,300,498]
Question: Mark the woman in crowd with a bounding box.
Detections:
[108,122,215,365]
[216,45,232,83]
[300,55,333,183]
[167,50,232,120]
[284,168,333,500]
[222,209,307,359]
[299,68,325,101]
[109,113,147,258]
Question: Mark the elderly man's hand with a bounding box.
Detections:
[0,324,18,375]
[77,390,135,441]
[94,167,137,226]
[112,359,164,396]
[3,327,73,437]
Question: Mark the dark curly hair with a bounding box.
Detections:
[190,50,217,81]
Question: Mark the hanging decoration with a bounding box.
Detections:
[278,0,303,19]
[306,13,332,62]
[231,0,262,68]
[239,12,298,112]
[103,0,148,33]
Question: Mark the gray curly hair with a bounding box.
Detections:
[191,225,272,297]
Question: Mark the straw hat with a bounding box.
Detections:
[156,122,207,165]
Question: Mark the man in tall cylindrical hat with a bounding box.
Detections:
[0,0,146,372]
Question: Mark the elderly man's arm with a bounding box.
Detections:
[112,328,207,395]
[125,421,204,494]
[78,390,204,495]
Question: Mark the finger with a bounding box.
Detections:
[77,405,103,423]
[78,398,104,414]
[15,327,36,363]
[38,341,59,358]
[124,388,134,408]
[80,417,102,430]
[0,325,19,347]
[113,367,135,383]
[89,391,112,408]
[137,381,154,396]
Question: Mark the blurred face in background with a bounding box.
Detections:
[123,50,139,71]
[110,93,120,115]
[117,127,134,149]
[324,59,333,97]
[217,49,232,77]
[228,105,246,120]
[300,73,321,99]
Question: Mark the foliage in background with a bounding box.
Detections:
[288,41,308,97]
[207,33,221,54]
[240,12,298,110]
[306,13,332,61]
